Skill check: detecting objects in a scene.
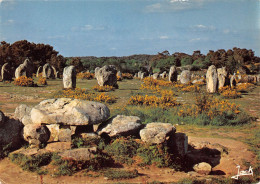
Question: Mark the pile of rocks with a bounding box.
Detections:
[9,98,188,157]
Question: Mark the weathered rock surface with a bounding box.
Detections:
[45,142,71,152]
[153,73,159,80]
[1,63,13,81]
[14,104,32,126]
[169,66,177,82]
[180,70,191,84]
[96,65,117,87]
[140,122,176,144]
[15,59,33,79]
[206,65,218,93]
[42,63,55,79]
[138,71,142,78]
[30,98,110,126]
[23,124,50,147]
[58,147,97,161]
[0,114,23,149]
[46,124,60,142]
[193,162,212,175]
[160,71,167,79]
[217,67,227,89]
[63,66,76,89]
[98,115,142,137]
[36,66,43,77]
[81,133,100,139]
[94,67,100,78]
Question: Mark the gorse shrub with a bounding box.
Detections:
[117,75,123,81]
[14,76,35,87]
[219,86,241,99]
[92,85,114,92]
[177,93,251,126]
[76,72,94,80]
[128,94,179,108]
[122,73,133,79]
[181,85,200,92]
[54,88,116,103]
[236,83,255,92]
[37,77,47,85]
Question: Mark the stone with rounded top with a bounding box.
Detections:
[30,98,110,126]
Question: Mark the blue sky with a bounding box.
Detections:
[0,0,259,57]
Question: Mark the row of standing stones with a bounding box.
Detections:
[1,58,259,91]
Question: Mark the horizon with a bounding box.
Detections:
[0,0,259,57]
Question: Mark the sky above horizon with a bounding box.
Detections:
[0,0,259,57]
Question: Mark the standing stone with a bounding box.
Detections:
[36,66,43,78]
[169,66,178,82]
[140,72,147,80]
[43,63,55,79]
[206,65,218,93]
[160,71,167,79]
[95,67,100,79]
[153,73,159,80]
[138,71,142,78]
[52,66,58,78]
[180,70,191,84]
[217,67,227,89]
[96,65,118,87]
[63,66,76,89]
[230,75,237,87]
[15,58,33,79]
[1,63,13,81]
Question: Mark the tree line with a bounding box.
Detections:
[0,40,259,75]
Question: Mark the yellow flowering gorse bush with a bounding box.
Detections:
[14,76,35,87]
[76,72,95,80]
[178,95,241,119]
[92,85,114,92]
[55,88,116,103]
[38,77,47,85]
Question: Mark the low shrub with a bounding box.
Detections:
[54,88,116,103]
[236,83,255,92]
[51,152,112,176]
[122,73,134,79]
[128,94,179,108]
[181,85,200,92]
[37,77,47,85]
[76,72,95,80]
[92,85,114,92]
[117,75,123,81]
[9,152,52,172]
[137,143,173,168]
[104,137,139,165]
[219,86,241,99]
[13,76,35,87]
